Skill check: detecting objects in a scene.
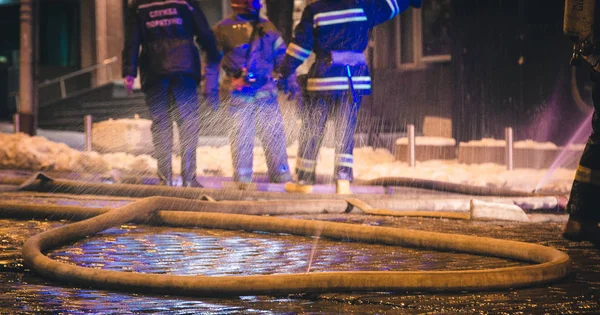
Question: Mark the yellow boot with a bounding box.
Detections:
[336,180,352,195]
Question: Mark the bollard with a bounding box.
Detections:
[13,113,20,133]
[505,127,513,171]
[407,124,415,167]
[84,115,93,152]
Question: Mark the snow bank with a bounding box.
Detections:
[395,136,456,146]
[0,131,576,194]
[0,133,156,176]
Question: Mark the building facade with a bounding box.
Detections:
[0,0,588,146]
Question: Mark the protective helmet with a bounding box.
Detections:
[410,0,422,8]
[231,0,262,15]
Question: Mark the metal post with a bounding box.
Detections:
[13,113,20,133]
[84,115,93,152]
[94,0,108,84]
[505,127,514,171]
[18,0,36,136]
[106,64,113,81]
[407,124,416,167]
[59,79,67,99]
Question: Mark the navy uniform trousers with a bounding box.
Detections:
[143,75,200,185]
[295,91,361,184]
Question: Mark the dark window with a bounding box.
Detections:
[39,0,80,67]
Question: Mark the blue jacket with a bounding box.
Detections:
[279,0,409,93]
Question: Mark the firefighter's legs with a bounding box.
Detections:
[332,92,361,182]
[256,95,293,183]
[172,75,201,187]
[296,94,330,184]
[229,95,256,182]
[564,73,600,243]
[144,78,174,186]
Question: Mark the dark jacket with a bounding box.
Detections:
[122,0,220,86]
[279,0,409,93]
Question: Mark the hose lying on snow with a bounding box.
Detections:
[12,172,562,202]
[0,195,537,222]
[18,172,568,215]
[356,177,543,196]
[0,196,349,220]
[20,196,570,296]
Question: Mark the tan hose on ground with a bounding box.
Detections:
[11,173,559,202]
[358,177,538,197]
[21,196,570,296]
[0,197,348,218]
[347,198,471,220]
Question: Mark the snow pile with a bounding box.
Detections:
[460,138,506,147]
[92,118,154,155]
[395,136,456,146]
[460,138,572,150]
[0,133,156,176]
[0,132,577,194]
[515,140,558,149]
[0,133,83,171]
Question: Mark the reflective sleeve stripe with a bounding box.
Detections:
[315,16,367,27]
[138,0,193,11]
[286,43,312,61]
[574,165,600,186]
[273,36,285,51]
[314,8,364,19]
[296,158,317,172]
[314,9,367,27]
[384,0,399,19]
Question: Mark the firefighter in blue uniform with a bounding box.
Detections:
[122,0,220,187]
[563,4,600,245]
[278,0,421,193]
[203,0,295,184]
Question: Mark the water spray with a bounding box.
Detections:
[407,124,416,167]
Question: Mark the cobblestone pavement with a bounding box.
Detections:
[0,189,598,314]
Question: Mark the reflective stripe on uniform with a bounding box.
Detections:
[296,158,317,172]
[254,90,277,100]
[286,43,311,61]
[384,0,399,19]
[138,0,193,11]
[307,76,371,91]
[574,164,600,186]
[335,154,354,168]
[273,36,285,51]
[314,8,367,27]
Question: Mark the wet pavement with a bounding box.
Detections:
[0,180,599,314]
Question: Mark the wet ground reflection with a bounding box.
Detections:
[0,194,599,314]
[48,225,527,276]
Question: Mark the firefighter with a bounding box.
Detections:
[122,0,220,187]
[203,0,295,184]
[563,5,600,244]
[277,0,421,193]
